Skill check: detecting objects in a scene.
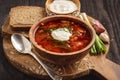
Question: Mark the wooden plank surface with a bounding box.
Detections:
[0,0,120,80]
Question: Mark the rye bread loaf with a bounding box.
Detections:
[9,6,46,28]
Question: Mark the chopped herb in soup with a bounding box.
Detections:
[35,20,91,53]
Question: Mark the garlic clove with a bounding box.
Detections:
[99,32,109,43]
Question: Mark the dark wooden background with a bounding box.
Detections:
[0,0,120,80]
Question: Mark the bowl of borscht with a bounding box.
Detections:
[29,15,96,65]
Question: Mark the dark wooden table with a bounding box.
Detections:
[0,0,120,80]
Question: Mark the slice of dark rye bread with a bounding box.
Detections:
[9,6,47,29]
[2,6,47,37]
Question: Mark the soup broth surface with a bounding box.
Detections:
[35,20,91,53]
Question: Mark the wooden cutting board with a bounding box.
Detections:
[2,16,120,80]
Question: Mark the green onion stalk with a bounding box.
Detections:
[90,35,106,55]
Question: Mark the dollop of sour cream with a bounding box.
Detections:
[51,28,72,41]
[49,0,77,14]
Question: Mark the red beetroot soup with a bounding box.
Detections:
[35,20,92,53]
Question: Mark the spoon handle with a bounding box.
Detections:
[29,51,63,80]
